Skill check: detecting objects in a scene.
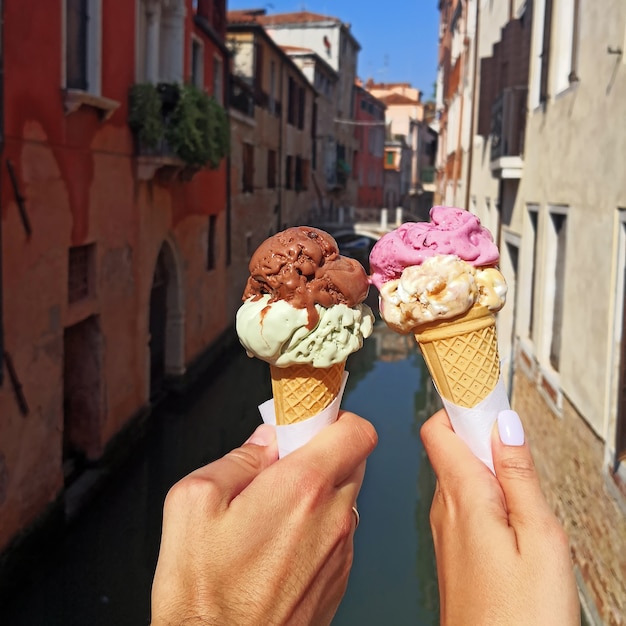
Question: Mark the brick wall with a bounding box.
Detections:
[512,371,626,625]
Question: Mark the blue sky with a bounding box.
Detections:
[226,1,440,100]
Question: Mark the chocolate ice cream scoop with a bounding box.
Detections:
[242,226,370,328]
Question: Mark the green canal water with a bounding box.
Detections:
[0,321,440,625]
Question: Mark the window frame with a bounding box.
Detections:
[267,149,277,189]
[213,54,224,104]
[63,0,101,95]
[242,142,254,193]
[62,0,120,117]
[191,34,205,89]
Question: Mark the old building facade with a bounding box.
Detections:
[0,0,229,554]
[256,11,361,212]
[226,15,317,317]
[352,84,385,219]
[366,81,436,220]
[282,46,340,220]
[437,0,626,622]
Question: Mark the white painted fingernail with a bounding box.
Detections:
[497,410,525,446]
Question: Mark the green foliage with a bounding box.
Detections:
[128,83,165,151]
[165,83,230,168]
[207,96,230,169]
[127,82,230,169]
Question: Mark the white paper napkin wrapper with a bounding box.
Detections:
[439,375,510,473]
[258,371,349,458]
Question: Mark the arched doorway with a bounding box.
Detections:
[63,315,103,483]
[149,240,184,399]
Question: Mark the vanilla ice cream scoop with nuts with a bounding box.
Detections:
[378,254,507,334]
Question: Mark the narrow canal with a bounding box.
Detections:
[0,321,440,626]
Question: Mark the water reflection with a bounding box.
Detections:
[0,322,441,626]
[334,322,440,625]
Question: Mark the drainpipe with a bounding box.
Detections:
[451,1,467,206]
[224,43,231,265]
[276,53,284,231]
[464,0,480,212]
[0,0,4,385]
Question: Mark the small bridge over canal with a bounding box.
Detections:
[313,206,423,241]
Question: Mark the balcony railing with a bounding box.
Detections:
[230,75,254,118]
[490,86,527,161]
[420,166,436,183]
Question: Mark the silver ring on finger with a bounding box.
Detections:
[351,505,360,529]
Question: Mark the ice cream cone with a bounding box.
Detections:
[270,362,345,425]
[414,305,500,408]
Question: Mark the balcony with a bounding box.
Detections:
[128,82,229,181]
[229,75,255,118]
[490,87,527,179]
[420,166,436,183]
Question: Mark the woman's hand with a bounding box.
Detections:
[151,411,378,626]
[420,409,580,625]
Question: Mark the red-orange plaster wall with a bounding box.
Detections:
[0,0,229,552]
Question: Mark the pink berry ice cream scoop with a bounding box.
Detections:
[369,206,507,409]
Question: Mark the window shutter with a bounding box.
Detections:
[66,0,88,90]
[477,56,495,137]
[539,0,553,104]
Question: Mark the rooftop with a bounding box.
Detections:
[279,44,314,53]
[378,93,422,105]
[256,11,342,26]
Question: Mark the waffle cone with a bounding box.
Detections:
[414,306,500,408]
[270,362,345,425]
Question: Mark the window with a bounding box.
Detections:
[297,87,305,130]
[385,151,394,166]
[548,208,568,370]
[191,37,204,89]
[526,206,539,340]
[285,155,293,190]
[207,215,217,270]
[65,0,101,94]
[554,0,580,91]
[294,157,309,192]
[615,210,626,465]
[287,77,296,125]
[295,157,303,191]
[136,0,184,84]
[287,77,306,128]
[269,60,276,114]
[254,42,264,93]
[242,143,254,193]
[213,55,223,104]
[311,102,318,170]
[539,0,553,104]
[267,149,277,188]
[301,159,309,191]
[68,244,95,303]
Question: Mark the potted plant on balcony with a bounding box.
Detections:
[165,83,229,169]
[128,82,229,178]
[128,83,165,153]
